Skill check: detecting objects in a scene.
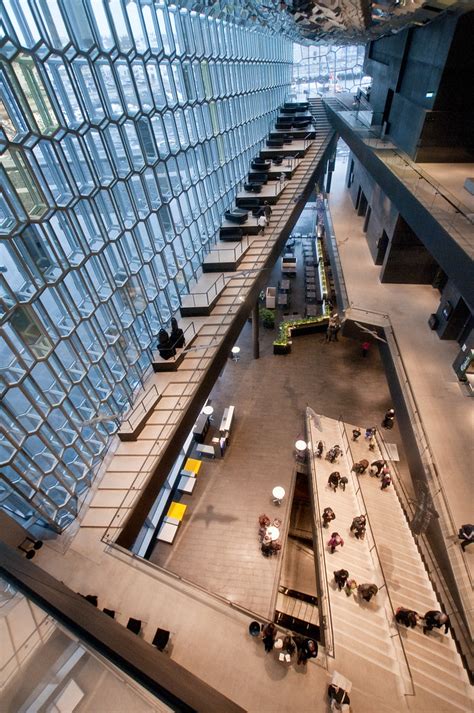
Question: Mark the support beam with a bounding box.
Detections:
[252,301,260,359]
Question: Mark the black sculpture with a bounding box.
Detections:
[170,317,185,349]
[158,328,176,360]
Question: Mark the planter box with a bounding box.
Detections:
[273,343,291,355]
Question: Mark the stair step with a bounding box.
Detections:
[410,665,472,711]
[336,630,398,672]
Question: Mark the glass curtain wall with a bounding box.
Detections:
[292,43,371,99]
[0,1,292,531]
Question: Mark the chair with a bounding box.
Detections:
[103,608,116,618]
[152,627,171,651]
[224,209,248,224]
[84,594,98,607]
[127,617,142,634]
[167,501,187,521]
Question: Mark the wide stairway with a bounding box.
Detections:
[347,422,473,712]
[307,409,472,712]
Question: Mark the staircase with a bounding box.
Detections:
[307,412,409,710]
[345,420,473,712]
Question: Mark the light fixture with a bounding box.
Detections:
[231,346,240,362]
[202,405,214,417]
[295,439,307,452]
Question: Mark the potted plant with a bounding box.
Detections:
[259,307,275,329]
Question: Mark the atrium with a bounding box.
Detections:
[0,1,473,711]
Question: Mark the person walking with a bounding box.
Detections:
[257,214,267,234]
[316,440,324,458]
[339,476,348,492]
[322,507,336,528]
[371,459,386,477]
[262,622,277,652]
[423,610,449,635]
[352,459,369,475]
[458,524,474,551]
[395,607,419,628]
[358,583,378,602]
[361,341,371,357]
[381,472,392,490]
[263,201,272,221]
[352,427,361,442]
[328,532,344,554]
[328,472,341,492]
[345,578,357,597]
[350,515,367,540]
[382,408,395,429]
[334,569,349,591]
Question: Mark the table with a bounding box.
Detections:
[280,279,290,291]
[306,304,318,316]
[305,267,316,276]
[306,278,316,286]
[278,293,288,306]
[266,525,280,541]
[306,290,316,301]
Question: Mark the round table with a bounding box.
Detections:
[266,525,280,541]
[272,486,285,504]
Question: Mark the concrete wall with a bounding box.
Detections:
[365,11,474,161]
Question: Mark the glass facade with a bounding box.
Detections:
[292,44,371,98]
[0,1,292,531]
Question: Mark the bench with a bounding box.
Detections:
[236,197,260,210]
[195,443,216,458]
[219,405,235,436]
[224,209,248,224]
[243,182,262,193]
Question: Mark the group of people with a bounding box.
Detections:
[333,570,378,602]
[395,607,450,635]
[352,425,376,450]
[258,514,282,557]
[327,471,348,492]
[257,201,272,233]
[325,444,343,464]
[157,318,185,360]
[261,623,318,665]
[351,457,392,490]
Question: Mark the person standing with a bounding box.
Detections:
[371,459,386,477]
[423,610,450,635]
[296,638,318,665]
[263,201,272,221]
[262,622,277,652]
[322,507,336,528]
[219,434,226,457]
[382,408,395,429]
[334,569,349,591]
[395,607,419,628]
[361,341,371,357]
[170,317,185,349]
[358,583,378,602]
[328,532,344,554]
[381,472,392,490]
[328,472,341,492]
[339,476,348,492]
[352,427,362,442]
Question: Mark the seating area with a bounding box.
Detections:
[78,592,171,653]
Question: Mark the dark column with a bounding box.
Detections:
[252,301,259,359]
[380,216,438,284]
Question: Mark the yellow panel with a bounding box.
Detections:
[167,502,187,521]
[184,458,202,475]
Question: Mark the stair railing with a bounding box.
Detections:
[339,417,415,696]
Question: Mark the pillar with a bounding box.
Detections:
[252,301,259,359]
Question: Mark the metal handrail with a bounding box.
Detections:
[118,384,160,434]
[323,197,349,309]
[104,540,328,670]
[325,95,474,230]
[338,417,415,695]
[305,409,336,659]
[180,273,226,308]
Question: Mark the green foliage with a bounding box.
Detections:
[259,307,275,328]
